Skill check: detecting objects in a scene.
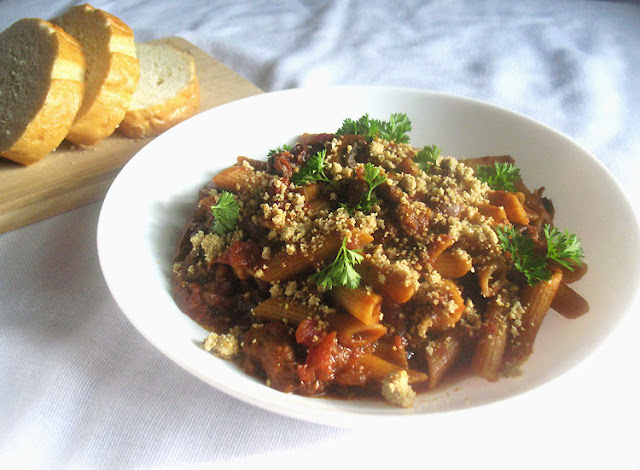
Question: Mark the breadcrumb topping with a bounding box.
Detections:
[381,370,416,408]
[204,331,240,360]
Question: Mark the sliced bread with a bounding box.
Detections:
[51,4,139,145]
[118,42,200,139]
[0,18,86,165]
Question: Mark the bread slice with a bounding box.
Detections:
[0,18,86,166]
[51,4,139,145]
[118,42,200,138]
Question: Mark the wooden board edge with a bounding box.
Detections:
[0,175,115,234]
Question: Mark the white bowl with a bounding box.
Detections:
[97,86,640,426]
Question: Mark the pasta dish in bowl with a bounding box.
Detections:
[97,87,640,425]
[171,113,588,407]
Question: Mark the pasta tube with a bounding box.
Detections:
[331,286,383,326]
[508,270,563,364]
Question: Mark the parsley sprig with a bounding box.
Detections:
[495,225,550,285]
[544,225,585,270]
[343,163,387,213]
[476,162,521,192]
[211,191,240,235]
[359,163,386,211]
[414,144,441,171]
[291,149,331,185]
[336,113,412,143]
[311,236,364,290]
[381,113,412,143]
[495,224,585,285]
[336,114,380,141]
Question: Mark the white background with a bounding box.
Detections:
[1,1,639,468]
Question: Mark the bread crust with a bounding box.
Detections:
[0,19,86,165]
[118,60,200,139]
[53,4,139,146]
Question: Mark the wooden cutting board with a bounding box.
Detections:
[0,37,263,234]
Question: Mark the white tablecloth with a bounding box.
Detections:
[2,1,639,468]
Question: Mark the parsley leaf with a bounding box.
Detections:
[311,236,364,290]
[344,163,387,213]
[380,113,412,143]
[495,225,551,285]
[335,113,412,143]
[291,149,331,185]
[414,144,441,171]
[544,225,585,270]
[475,162,521,192]
[211,191,240,235]
[360,163,386,211]
[267,144,292,157]
[336,114,381,141]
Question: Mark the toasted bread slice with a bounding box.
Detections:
[0,18,86,165]
[119,42,200,138]
[52,4,139,145]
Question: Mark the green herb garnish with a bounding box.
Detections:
[495,225,551,285]
[291,149,331,185]
[381,113,412,143]
[267,144,292,157]
[544,225,585,271]
[343,163,387,213]
[335,113,412,143]
[495,224,585,285]
[476,162,521,192]
[211,191,240,235]
[311,236,364,290]
[414,144,441,171]
[336,114,381,141]
[359,163,386,211]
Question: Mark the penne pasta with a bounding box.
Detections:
[307,195,332,216]
[195,194,218,218]
[331,286,383,326]
[395,156,421,176]
[260,230,374,283]
[477,264,500,297]
[428,279,466,332]
[552,260,588,284]
[357,259,416,304]
[211,164,257,193]
[508,270,563,364]
[426,328,467,389]
[477,203,509,226]
[374,336,409,369]
[236,155,268,171]
[551,283,589,319]
[325,312,387,347]
[472,298,509,381]
[354,354,428,384]
[427,234,455,262]
[298,182,321,200]
[252,297,310,324]
[488,190,530,225]
[461,155,515,170]
[259,249,316,283]
[253,298,388,348]
[432,249,472,279]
